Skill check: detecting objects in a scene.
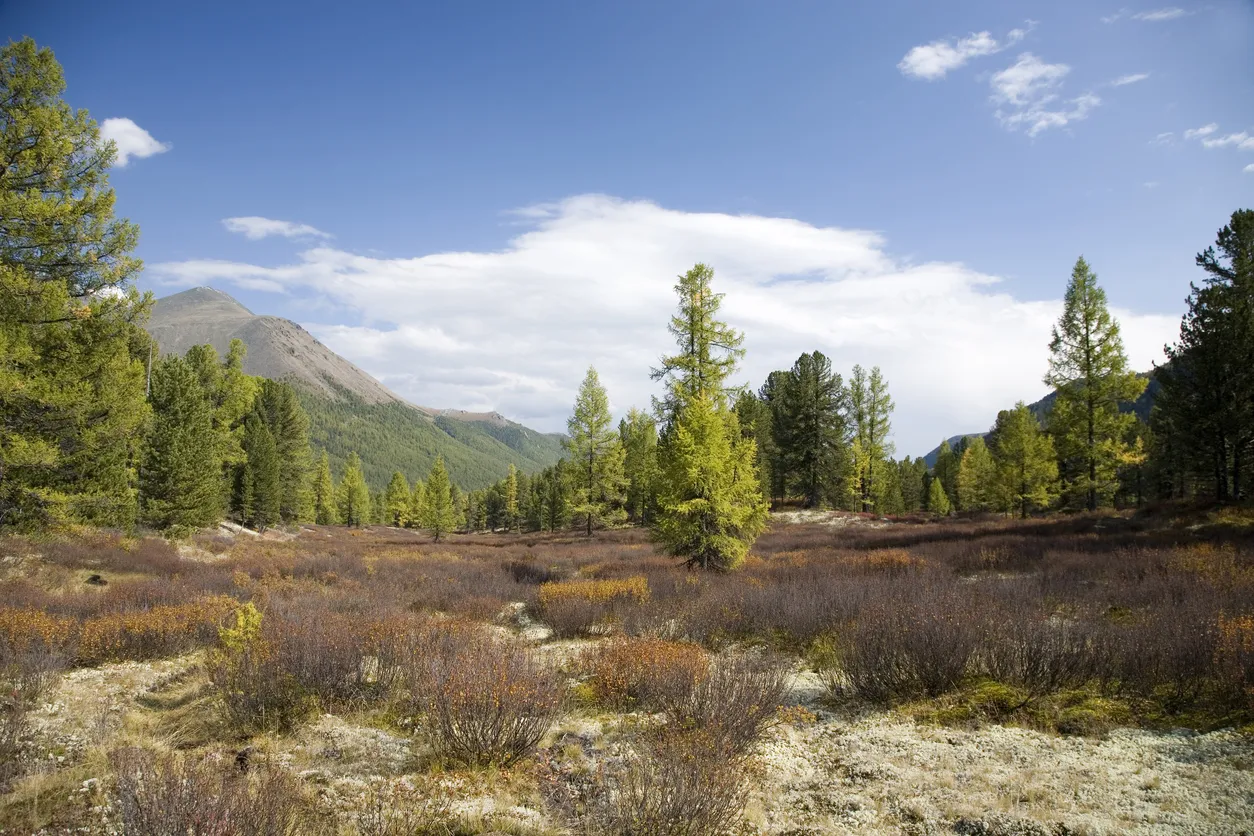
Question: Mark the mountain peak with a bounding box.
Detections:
[155,286,253,318]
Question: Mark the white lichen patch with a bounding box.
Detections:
[752,712,1254,835]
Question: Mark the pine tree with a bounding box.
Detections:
[255,379,313,522]
[336,452,370,527]
[0,39,150,530]
[773,352,849,508]
[926,476,952,516]
[956,436,997,512]
[758,371,792,504]
[139,356,223,530]
[503,464,520,532]
[1045,257,1147,510]
[849,365,895,512]
[1155,210,1254,501]
[899,457,927,512]
[383,471,411,527]
[988,403,1059,518]
[421,456,458,541]
[732,390,774,506]
[620,408,661,524]
[650,264,767,570]
[236,410,281,531]
[566,367,628,535]
[312,450,337,524]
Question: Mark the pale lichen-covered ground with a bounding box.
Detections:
[19,646,1254,835]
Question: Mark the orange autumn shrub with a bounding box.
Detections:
[1216,613,1254,708]
[581,637,709,710]
[76,596,237,666]
[538,576,650,637]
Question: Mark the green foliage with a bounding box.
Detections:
[336,452,370,527]
[988,402,1058,518]
[503,464,519,532]
[926,475,952,516]
[383,471,411,527]
[652,266,767,569]
[566,367,627,535]
[1045,256,1147,510]
[956,436,997,512]
[898,457,928,512]
[0,39,151,530]
[312,450,336,524]
[1155,209,1254,502]
[140,356,223,530]
[849,365,894,512]
[421,456,458,541]
[235,410,281,531]
[254,379,312,522]
[620,408,661,524]
[931,439,959,508]
[771,351,850,508]
[732,390,775,506]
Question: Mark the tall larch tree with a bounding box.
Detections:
[235,410,281,531]
[336,452,370,527]
[849,365,895,512]
[956,436,997,512]
[620,408,660,524]
[1155,210,1254,501]
[988,402,1059,518]
[926,476,952,516]
[383,471,410,527]
[0,38,151,530]
[650,264,767,570]
[421,456,457,542]
[139,356,223,530]
[1044,257,1146,511]
[566,366,627,535]
[503,464,520,532]
[312,450,336,524]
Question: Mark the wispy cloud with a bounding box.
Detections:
[1149,132,1175,146]
[897,26,1027,80]
[151,195,1176,454]
[1103,7,1190,23]
[1184,123,1218,139]
[1245,164,1254,174]
[1111,72,1150,86]
[99,118,170,167]
[990,54,1100,136]
[1201,132,1254,150]
[222,217,333,240]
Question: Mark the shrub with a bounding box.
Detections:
[1216,613,1254,709]
[207,603,313,733]
[76,596,236,666]
[979,613,1097,696]
[109,746,308,836]
[410,635,563,766]
[662,652,789,759]
[1,628,65,790]
[581,637,709,710]
[538,576,649,637]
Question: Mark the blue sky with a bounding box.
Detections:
[8,1,1253,454]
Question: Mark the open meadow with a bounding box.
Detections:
[2,511,1253,835]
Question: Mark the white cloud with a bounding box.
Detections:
[1133,7,1188,21]
[1111,72,1150,86]
[1245,164,1254,174]
[99,118,169,166]
[897,27,1026,80]
[151,196,1176,456]
[1184,123,1218,139]
[1149,132,1174,146]
[990,54,1100,136]
[1201,132,1254,150]
[222,217,332,240]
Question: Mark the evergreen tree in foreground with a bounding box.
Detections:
[312,450,336,524]
[566,366,627,535]
[956,436,997,512]
[849,365,895,512]
[235,410,281,531]
[926,476,952,516]
[421,456,458,541]
[140,356,223,530]
[1045,257,1146,510]
[255,379,313,522]
[620,408,660,524]
[336,452,370,527]
[774,351,849,509]
[650,264,767,570]
[384,470,411,527]
[988,403,1058,518]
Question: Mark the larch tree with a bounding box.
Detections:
[139,356,223,530]
[236,410,281,531]
[0,38,151,530]
[503,464,520,532]
[988,402,1059,518]
[421,456,458,542]
[650,263,767,570]
[620,408,660,524]
[407,478,427,529]
[955,436,997,512]
[566,366,627,536]
[383,471,411,527]
[849,365,895,512]
[312,450,337,524]
[926,475,952,516]
[1044,257,1146,511]
[336,452,370,527]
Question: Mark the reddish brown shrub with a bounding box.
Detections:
[581,637,709,710]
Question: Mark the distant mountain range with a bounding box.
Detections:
[146,287,566,490]
[922,372,1159,468]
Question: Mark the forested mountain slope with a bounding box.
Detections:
[147,287,565,489]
